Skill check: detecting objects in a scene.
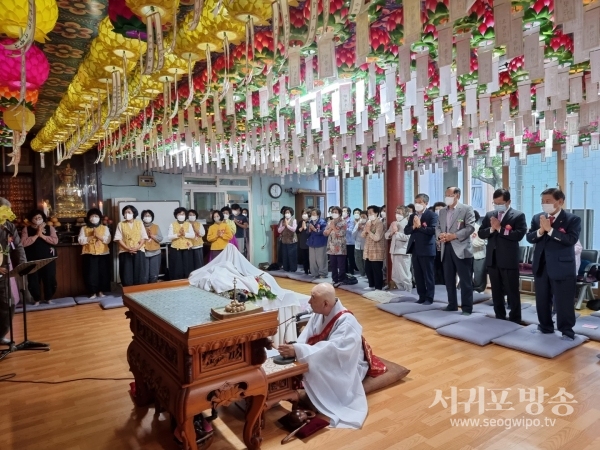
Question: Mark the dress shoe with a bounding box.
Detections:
[561,334,575,341]
[461,312,472,316]
[423,300,433,305]
[416,299,426,304]
[442,306,458,312]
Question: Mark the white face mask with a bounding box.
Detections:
[542,203,558,215]
[223,213,230,220]
[414,203,425,212]
[445,196,455,206]
[188,216,196,222]
[368,214,377,221]
[302,214,309,220]
[396,214,403,222]
[232,210,239,216]
[342,211,348,219]
[34,218,44,226]
[242,212,247,217]
[214,217,221,223]
[360,218,367,224]
[311,216,318,221]
[90,216,100,225]
[284,213,291,219]
[354,213,360,220]
[331,213,340,219]
[380,212,386,219]
[177,215,186,222]
[493,204,507,212]
[143,216,152,224]
[124,213,133,220]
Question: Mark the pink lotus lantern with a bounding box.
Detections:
[0,39,50,91]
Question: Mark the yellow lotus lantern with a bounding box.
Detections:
[3,105,35,131]
[97,17,148,60]
[225,0,273,26]
[203,0,245,45]
[176,12,222,60]
[125,0,179,24]
[0,0,59,43]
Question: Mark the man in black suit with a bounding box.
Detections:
[526,188,581,340]
[478,189,528,323]
[405,193,438,305]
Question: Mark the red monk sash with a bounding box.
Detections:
[306,310,387,378]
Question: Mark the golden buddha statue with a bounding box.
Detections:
[55,163,86,218]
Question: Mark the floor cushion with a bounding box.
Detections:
[15,297,76,313]
[403,310,484,329]
[492,324,589,358]
[100,296,124,309]
[436,316,523,346]
[363,358,410,394]
[376,301,445,317]
[572,316,600,341]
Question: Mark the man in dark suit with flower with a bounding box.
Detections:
[526,188,581,340]
[479,188,528,323]
[405,193,438,305]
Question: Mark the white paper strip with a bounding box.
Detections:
[438,25,453,68]
[398,45,411,84]
[456,34,471,76]
[404,0,422,45]
[478,48,493,84]
[494,0,512,47]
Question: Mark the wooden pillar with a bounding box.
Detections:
[386,156,405,285]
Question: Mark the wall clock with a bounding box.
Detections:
[269,183,282,198]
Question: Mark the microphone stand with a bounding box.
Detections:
[272,309,313,365]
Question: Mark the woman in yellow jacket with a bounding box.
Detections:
[167,207,195,280]
[207,210,233,261]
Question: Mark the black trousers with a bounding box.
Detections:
[489,265,521,323]
[190,247,204,271]
[28,259,57,302]
[281,243,298,272]
[442,245,474,313]
[346,245,358,274]
[365,259,384,290]
[412,254,435,302]
[330,254,347,283]
[168,248,193,280]
[535,262,576,338]
[299,247,310,274]
[119,251,148,287]
[82,254,111,296]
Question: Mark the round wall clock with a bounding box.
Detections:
[269,183,282,198]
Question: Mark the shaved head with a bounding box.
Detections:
[309,283,337,315]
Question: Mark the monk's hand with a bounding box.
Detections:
[278,344,296,359]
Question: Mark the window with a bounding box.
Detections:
[417,165,444,204]
[325,176,340,208]
[343,177,364,209]
[565,147,599,249]
[404,171,414,205]
[509,153,558,244]
[367,172,385,207]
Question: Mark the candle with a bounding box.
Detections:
[42,201,49,217]
[98,201,103,214]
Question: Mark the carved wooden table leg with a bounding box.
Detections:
[180,417,199,450]
[244,395,266,450]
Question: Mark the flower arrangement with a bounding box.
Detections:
[0,205,16,225]
[218,275,277,302]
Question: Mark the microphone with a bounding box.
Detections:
[295,307,313,321]
[272,308,312,366]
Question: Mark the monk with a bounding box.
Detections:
[278,283,386,428]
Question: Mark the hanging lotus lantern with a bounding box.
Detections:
[0,86,39,109]
[545,28,573,65]
[0,0,59,44]
[0,39,49,91]
[125,0,181,74]
[2,105,35,131]
[336,41,357,79]
[301,0,350,44]
[108,0,147,39]
[382,6,404,47]
[368,25,399,69]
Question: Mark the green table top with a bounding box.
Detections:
[126,285,230,333]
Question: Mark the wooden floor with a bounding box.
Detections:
[2,279,600,450]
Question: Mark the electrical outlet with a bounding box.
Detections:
[138,176,155,187]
